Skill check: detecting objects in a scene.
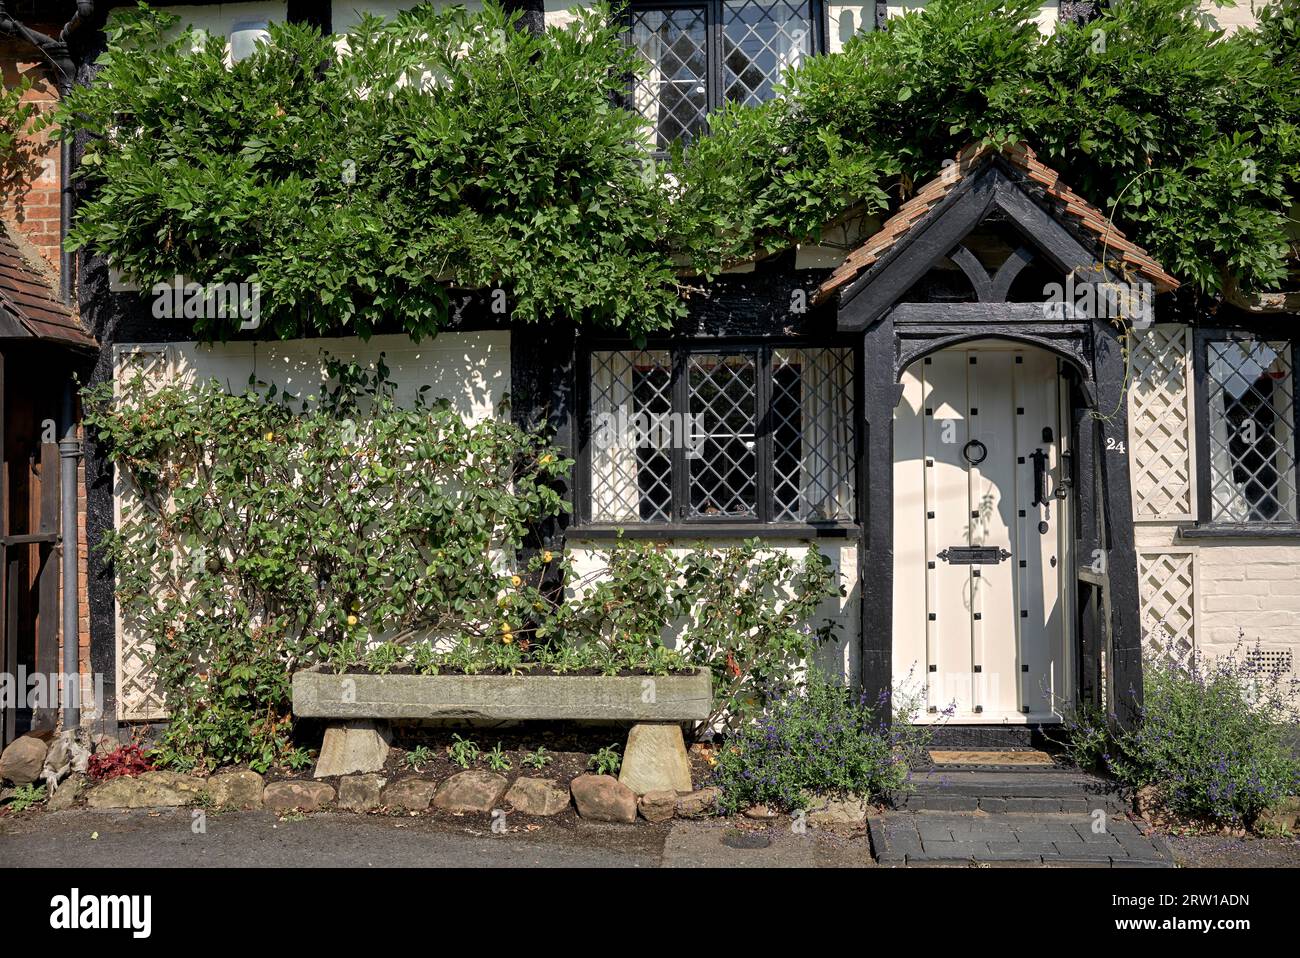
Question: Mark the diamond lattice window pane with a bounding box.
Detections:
[772,348,856,521]
[590,350,673,522]
[722,0,815,106]
[688,353,758,517]
[1207,337,1297,522]
[630,7,709,150]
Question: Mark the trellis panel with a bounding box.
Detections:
[1137,548,1200,672]
[1128,326,1197,521]
[113,346,174,721]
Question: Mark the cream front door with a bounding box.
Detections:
[893,342,1072,723]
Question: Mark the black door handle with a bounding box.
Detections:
[1031,448,1049,508]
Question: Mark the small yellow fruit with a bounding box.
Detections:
[264,431,274,442]
[542,551,553,564]
[502,634,513,645]
[510,575,521,587]
[346,614,358,627]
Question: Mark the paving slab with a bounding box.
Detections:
[868,810,1174,868]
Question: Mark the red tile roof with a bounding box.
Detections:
[813,142,1179,305]
[0,225,95,348]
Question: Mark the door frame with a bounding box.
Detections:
[858,314,1143,728]
[893,339,1076,724]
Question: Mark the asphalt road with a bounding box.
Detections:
[0,808,871,868]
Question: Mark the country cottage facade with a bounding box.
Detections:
[2,0,1296,747]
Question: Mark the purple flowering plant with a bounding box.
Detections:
[710,673,931,813]
[1064,641,1299,825]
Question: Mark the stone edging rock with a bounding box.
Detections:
[67,766,725,825]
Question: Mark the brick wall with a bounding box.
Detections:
[1,44,62,278]
[2,27,93,720]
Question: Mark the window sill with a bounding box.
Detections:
[568,521,861,540]
[1177,522,1300,540]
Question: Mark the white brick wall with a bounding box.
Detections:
[1198,0,1272,35]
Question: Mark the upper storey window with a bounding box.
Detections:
[628,1,823,152]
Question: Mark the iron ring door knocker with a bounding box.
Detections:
[962,439,987,465]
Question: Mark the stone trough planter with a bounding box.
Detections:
[292,666,712,722]
[292,666,712,794]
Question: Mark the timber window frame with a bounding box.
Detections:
[624,0,826,153]
[1189,324,1300,535]
[575,339,859,537]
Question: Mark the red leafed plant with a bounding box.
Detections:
[87,744,155,781]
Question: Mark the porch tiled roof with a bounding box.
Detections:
[812,142,1180,305]
[0,224,96,348]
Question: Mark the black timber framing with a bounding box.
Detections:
[838,156,1146,729]
[570,333,859,534]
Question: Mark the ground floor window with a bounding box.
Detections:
[587,345,855,524]
[1203,332,1298,522]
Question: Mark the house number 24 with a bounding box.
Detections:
[1105,437,1126,454]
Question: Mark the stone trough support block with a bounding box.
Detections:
[313,720,392,778]
[618,722,692,796]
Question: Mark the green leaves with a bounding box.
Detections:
[674,0,1300,297]
[84,354,571,771]
[64,2,682,339]
[59,0,1300,338]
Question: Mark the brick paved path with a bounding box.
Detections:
[869,811,1174,867]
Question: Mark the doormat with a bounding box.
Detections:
[928,750,1054,766]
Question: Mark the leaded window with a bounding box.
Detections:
[628,1,822,152]
[587,346,855,525]
[1205,334,1298,522]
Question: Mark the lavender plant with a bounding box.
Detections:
[1066,642,1300,825]
[711,674,930,813]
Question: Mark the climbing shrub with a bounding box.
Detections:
[87,369,843,768]
[355,537,845,733]
[674,0,1300,294]
[84,357,571,771]
[59,0,1300,340]
[65,2,680,338]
